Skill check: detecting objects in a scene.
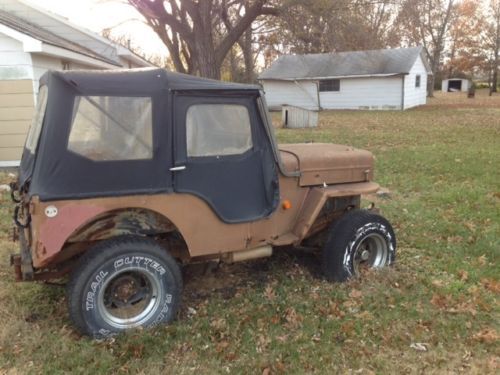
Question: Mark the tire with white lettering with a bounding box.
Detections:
[322,210,396,282]
[67,236,182,338]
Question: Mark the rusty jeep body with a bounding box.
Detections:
[10,68,396,337]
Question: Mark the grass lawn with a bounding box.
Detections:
[0,90,498,374]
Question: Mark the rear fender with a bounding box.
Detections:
[33,205,182,268]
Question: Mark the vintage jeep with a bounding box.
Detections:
[10,68,396,337]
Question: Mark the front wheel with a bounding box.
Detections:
[322,210,396,282]
[67,236,182,338]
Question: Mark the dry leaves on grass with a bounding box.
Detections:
[472,329,499,344]
[430,293,478,315]
[349,289,363,299]
[457,270,469,281]
[264,285,276,301]
[284,307,303,329]
[481,278,500,294]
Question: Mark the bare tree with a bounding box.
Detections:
[485,0,500,92]
[128,0,279,79]
[398,0,457,96]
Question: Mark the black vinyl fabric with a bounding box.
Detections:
[20,68,279,223]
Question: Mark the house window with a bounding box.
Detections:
[186,104,253,157]
[319,79,340,92]
[415,75,421,88]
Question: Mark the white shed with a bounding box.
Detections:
[441,78,470,92]
[259,47,432,111]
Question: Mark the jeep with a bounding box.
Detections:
[10,68,396,337]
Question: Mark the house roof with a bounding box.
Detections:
[259,46,432,81]
[0,10,120,66]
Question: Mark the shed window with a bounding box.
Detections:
[319,79,340,92]
[415,75,421,88]
[68,96,153,161]
[186,104,252,157]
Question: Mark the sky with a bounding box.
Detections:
[28,0,168,57]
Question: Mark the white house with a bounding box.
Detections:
[259,46,432,111]
[0,0,154,166]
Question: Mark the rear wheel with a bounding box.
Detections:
[322,210,396,282]
[67,236,182,338]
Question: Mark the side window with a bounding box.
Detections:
[68,96,153,161]
[319,79,340,92]
[25,85,48,153]
[415,75,421,88]
[186,104,253,157]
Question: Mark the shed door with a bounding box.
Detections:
[172,94,279,223]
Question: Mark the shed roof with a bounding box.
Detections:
[259,46,431,81]
[0,10,119,66]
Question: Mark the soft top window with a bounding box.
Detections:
[67,96,153,161]
[186,104,252,157]
[25,85,48,153]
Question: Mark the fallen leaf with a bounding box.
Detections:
[487,356,500,370]
[472,329,499,344]
[262,367,271,375]
[478,255,487,266]
[349,289,363,299]
[264,285,276,301]
[458,270,469,281]
[431,279,445,288]
[430,293,449,309]
[355,311,373,321]
[275,361,286,372]
[464,221,476,232]
[340,320,355,334]
[481,278,500,294]
[276,334,289,343]
[284,307,303,328]
[216,341,229,353]
[447,235,463,244]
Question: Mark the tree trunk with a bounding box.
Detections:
[195,43,221,79]
[428,75,435,97]
[241,28,255,83]
[492,66,498,93]
[191,2,220,79]
[492,43,499,93]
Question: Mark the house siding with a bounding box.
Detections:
[30,55,97,95]
[319,76,403,110]
[261,80,319,110]
[404,56,428,109]
[0,33,33,81]
[0,79,34,162]
[262,76,403,111]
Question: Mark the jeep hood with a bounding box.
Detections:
[279,143,374,186]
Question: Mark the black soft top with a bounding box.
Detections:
[20,68,280,223]
[45,68,261,93]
